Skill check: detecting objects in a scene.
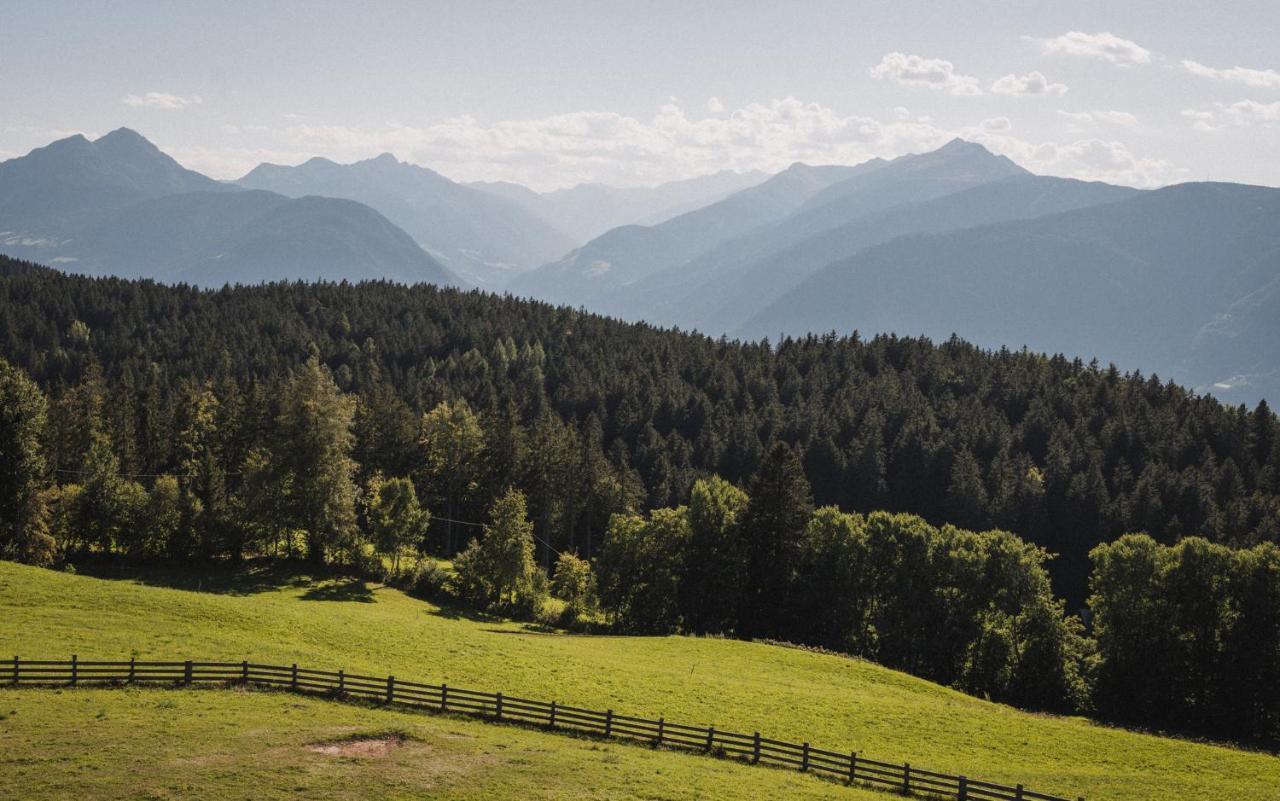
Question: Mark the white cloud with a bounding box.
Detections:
[1057,109,1140,129]
[977,135,1180,187]
[1033,31,1152,66]
[155,97,1180,191]
[1182,60,1280,89]
[706,97,724,113]
[122,92,203,110]
[868,52,983,96]
[991,71,1068,97]
[1183,100,1280,131]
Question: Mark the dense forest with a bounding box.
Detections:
[1,257,1275,602]
[2,256,1279,743]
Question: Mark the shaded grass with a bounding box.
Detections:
[2,559,1278,801]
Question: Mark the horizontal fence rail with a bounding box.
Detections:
[6,656,1082,801]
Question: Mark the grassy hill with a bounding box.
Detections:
[2,560,1277,801]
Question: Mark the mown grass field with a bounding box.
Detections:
[2,559,1278,801]
[0,686,884,800]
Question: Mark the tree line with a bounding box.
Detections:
[1,257,1279,744]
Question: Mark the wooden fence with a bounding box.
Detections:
[6,656,1082,801]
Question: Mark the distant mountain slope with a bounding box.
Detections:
[742,182,1280,404]
[624,138,1034,322]
[239,154,574,286]
[508,161,868,310]
[471,170,769,243]
[0,130,460,288]
[0,128,226,227]
[637,174,1139,333]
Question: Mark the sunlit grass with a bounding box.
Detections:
[2,559,1277,801]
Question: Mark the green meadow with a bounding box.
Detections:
[2,560,1277,801]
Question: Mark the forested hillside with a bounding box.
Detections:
[2,256,1276,607]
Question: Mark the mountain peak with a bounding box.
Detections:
[96,127,151,146]
[938,138,991,155]
[373,152,399,165]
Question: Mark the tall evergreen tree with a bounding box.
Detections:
[739,442,813,638]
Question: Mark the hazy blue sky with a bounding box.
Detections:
[3,0,1278,189]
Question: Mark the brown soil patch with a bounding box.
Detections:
[306,733,407,758]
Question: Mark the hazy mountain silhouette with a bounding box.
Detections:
[0,130,459,287]
[239,153,573,286]
[471,169,769,242]
[741,182,1280,404]
[636,173,1138,332]
[508,161,869,309]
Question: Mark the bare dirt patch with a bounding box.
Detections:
[306,733,407,758]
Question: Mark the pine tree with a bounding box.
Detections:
[739,442,813,638]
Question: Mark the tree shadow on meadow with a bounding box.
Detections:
[299,578,374,603]
[69,556,332,597]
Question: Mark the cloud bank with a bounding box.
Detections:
[1182,60,1280,89]
[1034,32,1151,66]
[869,52,982,96]
[991,71,1068,97]
[122,92,203,110]
[190,96,1180,190]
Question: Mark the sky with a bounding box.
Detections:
[2,0,1278,191]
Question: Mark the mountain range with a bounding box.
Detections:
[0,127,1277,404]
[0,129,459,287]
[240,154,575,287]
[468,169,769,243]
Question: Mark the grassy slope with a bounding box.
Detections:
[2,560,1277,801]
[0,688,882,801]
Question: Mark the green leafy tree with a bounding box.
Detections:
[679,475,748,633]
[454,488,538,608]
[364,473,428,571]
[274,356,359,563]
[0,357,55,564]
[551,551,598,621]
[136,474,186,560]
[596,507,690,633]
[419,399,485,554]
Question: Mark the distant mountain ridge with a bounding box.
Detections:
[0,129,460,287]
[740,181,1280,404]
[507,160,869,310]
[470,169,770,242]
[240,154,575,287]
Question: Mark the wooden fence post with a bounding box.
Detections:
[128,657,136,683]
[495,692,503,720]
[11,655,17,684]
[440,684,448,711]
[184,660,192,684]
[705,725,715,752]
[604,709,613,738]
[848,751,857,785]
[71,654,78,686]
[959,775,967,801]
[752,731,761,764]
[337,669,345,694]
[801,742,810,772]
[656,716,665,745]
[1015,785,1024,801]
[241,660,248,684]
[386,675,395,704]
[290,663,297,691]
[903,762,911,795]
[548,700,557,728]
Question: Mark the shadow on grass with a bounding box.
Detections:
[300,579,374,603]
[70,555,337,597]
